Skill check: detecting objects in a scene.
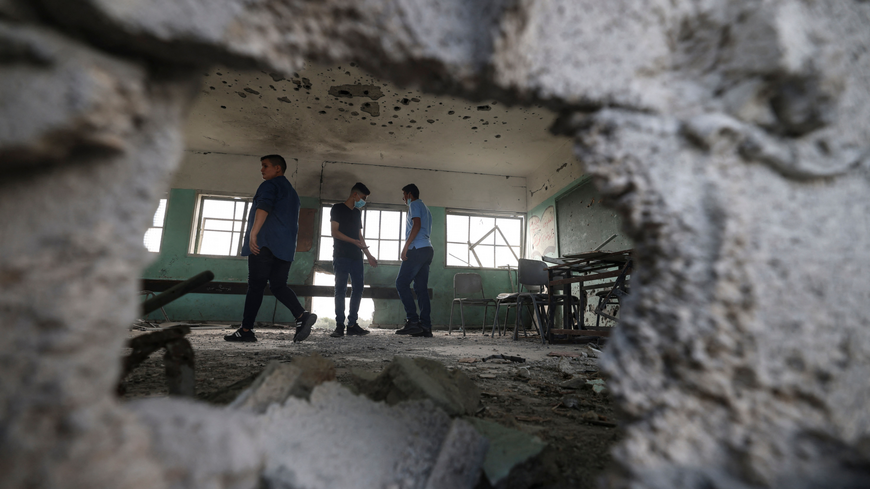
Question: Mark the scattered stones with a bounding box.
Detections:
[585,379,607,395]
[354,356,480,416]
[463,418,547,486]
[514,367,531,379]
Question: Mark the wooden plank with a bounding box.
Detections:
[549,268,631,287]
[141,279,433,299]
[549,329,611,337]
[296,208,317,252]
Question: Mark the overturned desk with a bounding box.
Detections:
[544,249,632,343]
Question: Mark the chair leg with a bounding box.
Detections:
[459,301,466,337]
[481,304,490,334]
[491,302,501,337]
[448,300,456,335]
[503,305,512,337]
[513,299,522,340]
[529,296,547,344]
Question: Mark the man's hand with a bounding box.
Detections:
[250,234,260,255]
[367,255,378,267]
[401,247,408,261]
[355,239,366,249]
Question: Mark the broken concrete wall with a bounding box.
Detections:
[2,1,869,488]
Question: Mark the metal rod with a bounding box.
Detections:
[593,234,618,251]
[142,271,215,315]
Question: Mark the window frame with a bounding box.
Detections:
[188,193,254,258]
[317,202,408,265]
[444,209,525,270]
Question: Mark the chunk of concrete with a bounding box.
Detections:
[355,356,480,416]
[128,398,265,489]
[229,362,305,414]
[259,382,487,489]
[230,355,336,413]
[463,418,547,486]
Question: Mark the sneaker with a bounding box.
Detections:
[412,327,433,338]
[330,325,345,338]
[396,320,423,336]
[294,312,317,342]
[225,327,256,342]
[347,323,370,336]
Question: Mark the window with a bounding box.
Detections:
[446,212,523,268]
[318,205,407,262]
[191,195,253,256]
[144,198,168,253]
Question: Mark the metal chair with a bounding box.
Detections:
[448,273,496,336]
[512,259,581,344]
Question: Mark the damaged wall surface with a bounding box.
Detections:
[2,1,870,489]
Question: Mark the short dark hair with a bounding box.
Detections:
[351,182,370,196]
[260,154,286,174]
[402,184,420,200]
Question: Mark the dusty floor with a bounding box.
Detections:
[121,324,621,488]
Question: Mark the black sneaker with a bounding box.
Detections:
[396,320,423,336]
[294,312,317,342]
[225,327,256,342]
[413,327,433,338]
[347,323,370,336]
[330,325,345,338]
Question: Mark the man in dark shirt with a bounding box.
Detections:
[329,182,378,337]
[225,154,317,343]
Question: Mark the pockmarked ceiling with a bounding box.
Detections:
[183,63,572,177]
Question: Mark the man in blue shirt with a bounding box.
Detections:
[394,184,434,337]
[225,154,317,343]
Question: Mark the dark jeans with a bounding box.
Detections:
[242,247,305,329]
[395,246,434,328]
[334,256,364,326]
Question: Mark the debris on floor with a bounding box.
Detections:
[353,356,480,416]
[463,417,547,486]
[482,354,525,363]
[262,383,487,489]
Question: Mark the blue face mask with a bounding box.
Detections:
[354,198,366,209]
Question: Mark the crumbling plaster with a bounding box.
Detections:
[2,1,870,488]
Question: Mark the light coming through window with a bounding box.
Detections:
[445,213,523,269]
[318,206,407,262]
[144,198,168,253]
[192,196,253,256]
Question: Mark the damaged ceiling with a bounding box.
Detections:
[183,63,573,177]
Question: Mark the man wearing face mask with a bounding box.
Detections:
[329,182,378,337]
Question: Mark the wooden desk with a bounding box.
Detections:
[545,249,632,341]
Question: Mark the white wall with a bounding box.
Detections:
[525,140,584,210]
[171,151,527,212]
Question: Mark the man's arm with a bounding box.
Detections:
[331,221,364,248]
[358,233,378,267]
[402,217,421,261]
[249,209,269,255]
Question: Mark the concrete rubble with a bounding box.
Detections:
[127,357,489,489]
[1,0,870,488]
[354,356,481,416]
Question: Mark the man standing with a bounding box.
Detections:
[329,182,378,337]
[225,154,317,343]
[394,184,434,338]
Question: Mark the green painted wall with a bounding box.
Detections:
[142,189,516,329]
[525,175,632,327]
